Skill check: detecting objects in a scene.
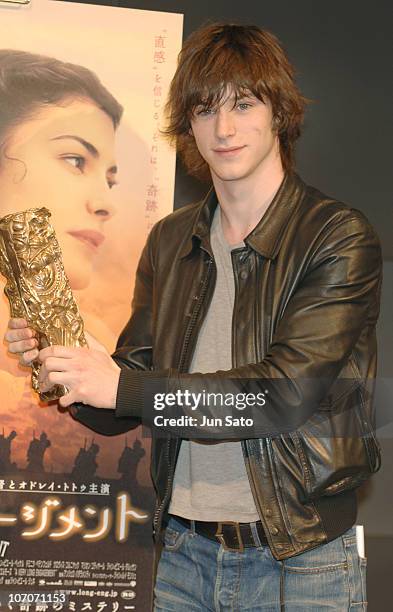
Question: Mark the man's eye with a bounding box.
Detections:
[195,107,215,116]
[63,155,86,170]
[237,102,252,111]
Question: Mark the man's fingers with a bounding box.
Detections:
[40,370,68,391]
[39,345,80,361]
[7,338,38,354]
[59,389,76,408]
[4,327,36,343]
[38,358,71,389]
[8,318,29,329]
[20,348,39,366]
[21,348,39,363]
[38,378,52,393]
[40,356,73,374]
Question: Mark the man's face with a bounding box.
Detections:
[190,87,281,184]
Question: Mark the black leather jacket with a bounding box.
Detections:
[75,173,382,560]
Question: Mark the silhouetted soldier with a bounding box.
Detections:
[0,429,17,472]
[71,439,100,480]
[118,438,145,488]
[26,431,51,472]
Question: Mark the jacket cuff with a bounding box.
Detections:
[115,368,167,418]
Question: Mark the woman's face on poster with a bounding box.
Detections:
[0,99,117,289]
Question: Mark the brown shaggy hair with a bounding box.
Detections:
[163,23,308,181]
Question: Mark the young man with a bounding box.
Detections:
[5,23,382,610]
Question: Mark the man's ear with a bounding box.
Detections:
[188,125,194,137]
[272,112,283,133]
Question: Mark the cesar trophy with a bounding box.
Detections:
[0,207,87,401]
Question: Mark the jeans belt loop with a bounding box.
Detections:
[215,521,245,553]
[250,521,263,548]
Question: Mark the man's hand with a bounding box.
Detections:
[4,318,39,365]
[5,318,120,409]
[38,342,121,409]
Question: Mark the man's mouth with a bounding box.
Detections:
[213,145,246,156]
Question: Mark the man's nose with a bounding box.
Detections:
[214,108,236,139]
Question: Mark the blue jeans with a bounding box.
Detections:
[154,517,367,611]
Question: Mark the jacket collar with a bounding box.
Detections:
[180,172,306,260]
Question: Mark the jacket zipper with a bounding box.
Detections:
[153,255,214,535]
[177,254,214,373]
[232,250,271,532]
[238,254,290,546]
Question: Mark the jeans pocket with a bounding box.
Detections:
[342,531,367,607]
[281,531,354,609]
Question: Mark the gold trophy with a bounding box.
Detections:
[0,207,87,401]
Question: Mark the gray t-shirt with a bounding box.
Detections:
[168,207,260,522]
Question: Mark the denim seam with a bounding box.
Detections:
[231,554,242,612]
[280,561,285,611]
[343,537,367,606]
[214,546,224,612]
[283,561,348,574]
[343,538,367,605]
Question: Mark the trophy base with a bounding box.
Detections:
[39,384,69,402]
[31,360,70,401]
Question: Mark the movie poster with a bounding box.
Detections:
[0,1,183,609]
